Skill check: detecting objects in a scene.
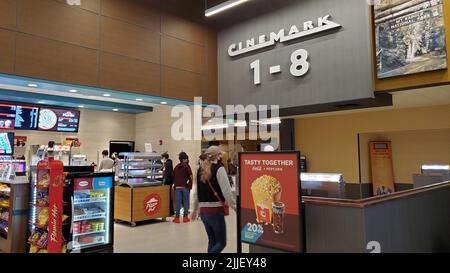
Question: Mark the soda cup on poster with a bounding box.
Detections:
[272,202,285,234]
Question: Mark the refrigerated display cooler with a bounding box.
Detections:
[28,162,113,253]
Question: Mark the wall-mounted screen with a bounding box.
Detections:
[0,132,14,155]
[15,105,40,130]
[0,103,40,130]
[0,104,17,130]
[38,108,80,133]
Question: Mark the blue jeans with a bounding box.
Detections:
[175,188,190,217]
[200,213,226,253]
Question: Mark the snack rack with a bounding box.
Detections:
[28,158,66,253]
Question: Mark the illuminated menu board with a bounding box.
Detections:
[0,104,39,130]
[0,132,14,155]
[38,108,80,132]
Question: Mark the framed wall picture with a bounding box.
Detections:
[374,0,448,79]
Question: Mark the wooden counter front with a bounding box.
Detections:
[114,185,170,226]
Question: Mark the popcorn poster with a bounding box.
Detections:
[239,152,303,253]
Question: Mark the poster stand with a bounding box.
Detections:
[237,151,304,253]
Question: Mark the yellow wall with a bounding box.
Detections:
[373,0,450,91]
[359,129,450,184]
[295,105,450,184]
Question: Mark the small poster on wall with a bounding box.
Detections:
[239,152,303,253]
[374,0,448,79]
[370,141,396,195]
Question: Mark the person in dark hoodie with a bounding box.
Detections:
[161,152,174,215]
[172,152,193,223]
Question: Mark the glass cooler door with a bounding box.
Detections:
[71,175,113,251]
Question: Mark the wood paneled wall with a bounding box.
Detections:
[0,0,218,104]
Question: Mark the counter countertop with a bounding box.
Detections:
[303,181,450,208]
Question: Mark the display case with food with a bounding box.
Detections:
[117,152,163,188]
[115,153,169,227]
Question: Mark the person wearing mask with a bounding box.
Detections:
[98,150,115,172]
[161,152,175,216]
[172,152,193,223]
[191,146,237,253]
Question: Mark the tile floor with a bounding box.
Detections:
[114,210,248,253]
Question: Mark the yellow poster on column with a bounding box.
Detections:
[370,141,395,196]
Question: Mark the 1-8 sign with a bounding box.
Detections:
[250,49,310,85]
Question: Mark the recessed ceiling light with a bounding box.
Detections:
[78,105,84,108]
[28,84,38,88]
[113,108,119,112]
[38,101,46,104]
[160,101,168,105]
[103,94,111,97]
[136,98,143,101]
[69,89,78,93]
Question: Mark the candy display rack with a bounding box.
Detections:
[0,177,29,253]
[28,158,66,253]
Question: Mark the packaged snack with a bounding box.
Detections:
[29,245,40,253]
[39,249,48,254]
[29,230,41,244]
[37,233,48,248]
[37,208,49,226]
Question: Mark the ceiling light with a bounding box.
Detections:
[201,124,229,131]
[234,121,247,127]
[205,0,250,17]
[69,89,78,93]
[28,83,38,88]
[261,118,282,125]
[112,108,119,112]
[160,102,168,105]
[38,101,46,104]
[78,105,84,108]
[103,94,111,97]
[136,98,143,101]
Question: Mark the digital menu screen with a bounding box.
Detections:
[0,104,40,130]
[0,132,14,155]
[0,104,16,130]
[38,108,80,132]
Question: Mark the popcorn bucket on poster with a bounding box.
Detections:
[251,175,282,225]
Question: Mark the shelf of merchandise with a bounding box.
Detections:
[73,230,106,237]
[0,204,9,209]
[74,238,105,250]
[73,213,106,222]
[74,197,107,205]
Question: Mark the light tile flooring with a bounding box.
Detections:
[114,210,248,253]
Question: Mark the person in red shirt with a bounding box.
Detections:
[172,152,193,223]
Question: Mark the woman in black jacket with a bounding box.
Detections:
[191,146,236,253]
